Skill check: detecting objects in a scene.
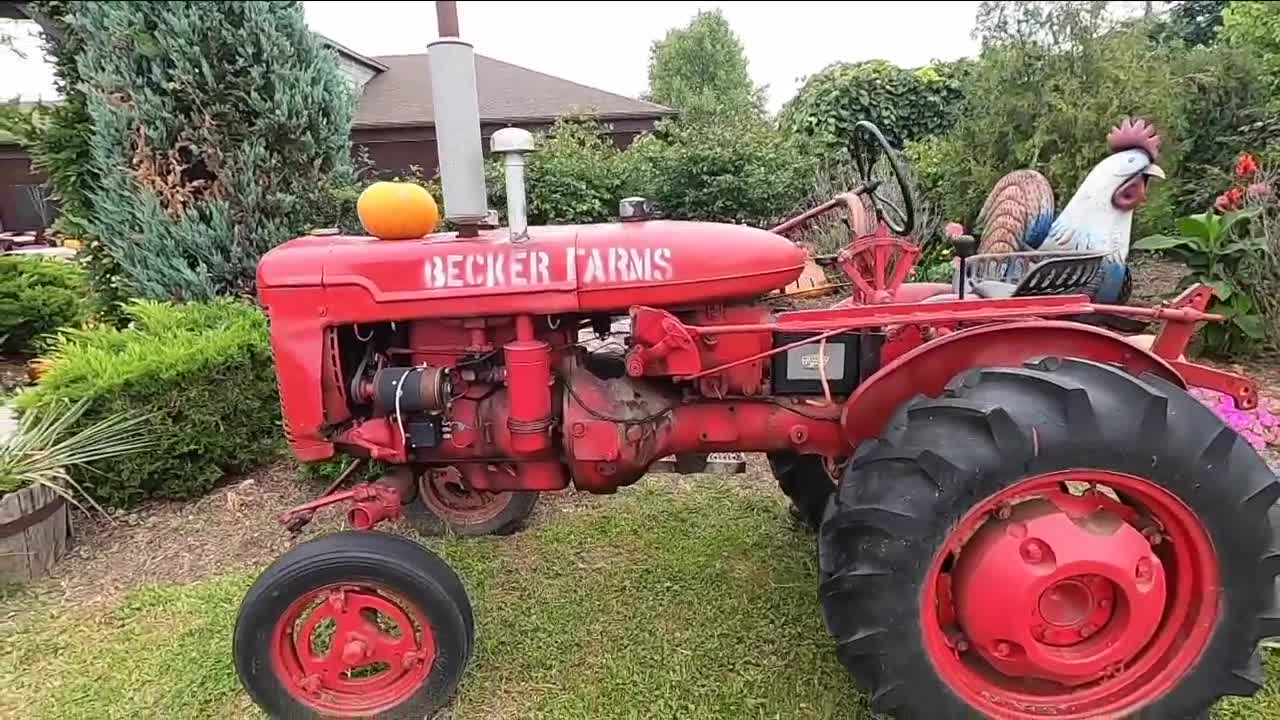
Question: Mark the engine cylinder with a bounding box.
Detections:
[505,318,553,454]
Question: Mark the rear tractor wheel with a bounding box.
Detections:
[819,357,1280,719]
[234,531,473,720]
[403,466,538,537]
[766,451,837,530]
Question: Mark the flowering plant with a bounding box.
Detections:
[1189,388,1280,450]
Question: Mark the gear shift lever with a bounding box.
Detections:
[950,233,977,299]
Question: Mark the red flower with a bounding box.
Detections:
[1236,153,1259,178]
[1215,187,1245,212]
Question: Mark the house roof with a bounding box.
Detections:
[353,52,674,129]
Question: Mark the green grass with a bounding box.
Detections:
[0,481,1276,719]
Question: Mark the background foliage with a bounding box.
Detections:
[779,60,969,151]
[15,301,280,508]
[1221,2,1280,109]
[0,256,89,354]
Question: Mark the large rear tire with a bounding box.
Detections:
[766,451,835,529]
[819,357,1280,719]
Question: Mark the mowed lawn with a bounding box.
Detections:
[0,479,1277,719]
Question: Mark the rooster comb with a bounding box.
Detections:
[1107,117,1162,161]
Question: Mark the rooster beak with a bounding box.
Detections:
[1142,164,1165,180]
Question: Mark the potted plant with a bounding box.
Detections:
[0,399,153,583]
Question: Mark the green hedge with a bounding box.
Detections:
[0,256,91,354]
[15,300,281,508]
[779,59,969,151]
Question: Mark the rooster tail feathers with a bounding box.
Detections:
[974,170,1056,254]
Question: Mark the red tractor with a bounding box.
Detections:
[234,34,1279,720]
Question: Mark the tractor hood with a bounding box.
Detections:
[258,220,806,316]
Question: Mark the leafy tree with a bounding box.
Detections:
[644,9,765,122]
[73,1,355,301]
[779,59,970,152]
[1157,0,1230,46]
[1222,2,1280,107]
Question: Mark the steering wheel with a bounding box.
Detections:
[850,120,917,237]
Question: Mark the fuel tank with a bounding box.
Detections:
[257,220,806,316]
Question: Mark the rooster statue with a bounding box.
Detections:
[960,117,1166,304]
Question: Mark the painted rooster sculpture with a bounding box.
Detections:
[964,117,1166,304]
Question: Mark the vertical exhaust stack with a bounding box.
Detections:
[491,128,535,242]
[428,8,487,235]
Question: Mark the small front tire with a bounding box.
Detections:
[234,531,473,720]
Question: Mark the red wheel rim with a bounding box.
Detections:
[922,470,1219,719]
[272,583,435,716]
[420,468,513,525]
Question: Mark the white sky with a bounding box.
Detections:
[2,1,983,113]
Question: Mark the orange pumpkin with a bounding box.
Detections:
[357,181,441,240]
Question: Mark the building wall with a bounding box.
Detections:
[0,148,50,233]
[335,55,379,94]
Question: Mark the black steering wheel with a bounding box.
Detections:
[850,120,916,237]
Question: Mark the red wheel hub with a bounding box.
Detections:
[951,496,1165,685]
[272,583,435,716]
[924,470,1219,719]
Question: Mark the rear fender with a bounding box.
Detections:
[841,321,1184,446]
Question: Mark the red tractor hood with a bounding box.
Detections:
[258,220,806,315]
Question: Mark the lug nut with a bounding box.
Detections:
[340,639,369,665]
[1020,539,1044,563]
[993,641,1013,658]
[1143,527,1163,546]
[1136,557,1154,581]
[1080,623,1096,639]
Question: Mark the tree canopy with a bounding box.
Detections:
[644,9,765,122]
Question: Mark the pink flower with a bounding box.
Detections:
[1246,182,1273,201]
[944,222,966,239]
[1215,187,1245,212]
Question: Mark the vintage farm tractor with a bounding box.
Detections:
[234,30,1280,720]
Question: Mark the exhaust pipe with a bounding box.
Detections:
[427,35,488,234]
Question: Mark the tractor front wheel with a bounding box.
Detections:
[819,357,1280,719]
[403,467,538,537]
[233,531,473,720]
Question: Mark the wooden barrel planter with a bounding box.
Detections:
[0,483,72,584]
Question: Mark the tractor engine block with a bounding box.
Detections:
[287,306,861,496]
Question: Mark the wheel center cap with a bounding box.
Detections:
[1038,579,1092,627]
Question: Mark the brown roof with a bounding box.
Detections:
[353,53,674,129]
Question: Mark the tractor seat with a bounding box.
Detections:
[963,251,1107,299]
